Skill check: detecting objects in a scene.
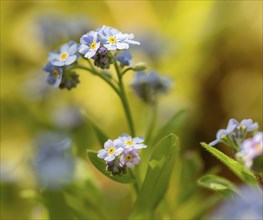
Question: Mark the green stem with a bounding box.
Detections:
[130,169,139,194]
[70,65,120,96]
[114,60,136,137]
[145,104,158,143]
[121,67,133,76]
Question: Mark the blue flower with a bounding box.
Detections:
[118,133,146,151]
[97,25,140,51]
[131,71,172,104]
[210,186,263,219]
[79,31,101,59]
[43,62,63,87]
[236,132,263,169]
[116,50,132,66]
[97,139,124,162]
[48,41,79,67]
[120,149,140,168]
[32,132,75,189]
[209,118,258,147]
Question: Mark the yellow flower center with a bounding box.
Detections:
[125,140,134,147]
[108,147,115,155]
[60,52,68,61]
[221,135,227,140]
[108,36,117,44]
[90,41,97,50]
[125,154,133,162]
[52,69,59,78]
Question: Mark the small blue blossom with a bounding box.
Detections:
[79,31,101,59]
[116,50,132,66]
[48,41,79,67]
[210,186,263,219]
[120,149,140,168]
[97,25,139,51]
[236,132,263,169]
[97,139,124,162]
[43,62,63,87]
[118,133,146,151]
[131,71,172,104]
[32,132,75,189]
[209,118,258,148]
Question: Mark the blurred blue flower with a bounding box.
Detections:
[131,71,172,104]
[48,41,79,67]
[43,62,63,87]
[118,133,146,151]
[79,31,101,59]
[116,50,132,66]
[97,25,139,51]
[209,118,258,148]
[32,132,75,189]
[210,186,263,219]
[120,149,140,168]
[236,132,263,169]
[97,139,123,162]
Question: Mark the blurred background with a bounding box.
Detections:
[1,1,262,219]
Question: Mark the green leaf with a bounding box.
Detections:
[154,109,187,144]
[198,174,239,196]
[129,134,179,219]
[80,110,109,146]
[201,143,258,185]
[87,151,135,184]
[42,190,75,220]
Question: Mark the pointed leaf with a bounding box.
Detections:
[198,174,239,196]
[129,134,179,219]
[154,109,186,143]
[87,151,135,184]
[201,143,257,185]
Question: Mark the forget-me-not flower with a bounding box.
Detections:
[236,132,263,169]
[116,50,132,66]
[97,139,124,162]
[48,41,79,67]
[43,62,63,87]
[120,149,140,168]
[118,133,146,151]
[32,132,75,189]
[79,31,101,59]
[209,118,258,148]
[131,71,172,104]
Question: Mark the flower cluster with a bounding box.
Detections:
[43,25,140,89]
[131,71,172,105]
[97,134,146,175]
[79,25,139,69]
[209,118,262,172]
[209,118,258,149]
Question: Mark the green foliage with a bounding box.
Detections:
[154,109,187,143]
[198,174,239,196]
[87,151,135,184]
[201,143,258,185]
[129,134,179,219]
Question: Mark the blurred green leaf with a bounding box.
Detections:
[42,190,75,220]
[198,174,239,196]
[201,143,258,185]
[129,134,179,219]
[154,109,187,144]
[87,151,135,184]
[81,110,109,146]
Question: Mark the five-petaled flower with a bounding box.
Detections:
[118,133,146,151]
[79,31,101,59]
[43,62,63,87]
[97,139,123,162]
[48,41,79,67]
[120,149,140,168]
